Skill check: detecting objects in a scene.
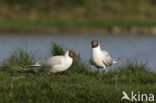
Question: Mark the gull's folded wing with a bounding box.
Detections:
[36,56,63,67]
[102,50,113,66]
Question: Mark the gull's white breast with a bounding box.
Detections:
[91,46,106,68]
[33,51,73,73]
[50,56,73,73]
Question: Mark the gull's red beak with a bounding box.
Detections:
[75,55,80,58]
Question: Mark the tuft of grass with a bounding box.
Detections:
[101,61,155,85]
[50,42,65,56]
[5,48,34,66]
[1,48,35,73]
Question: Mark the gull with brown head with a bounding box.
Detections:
[31,50,80,74]
[90,40,118,74]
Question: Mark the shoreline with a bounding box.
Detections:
[0,18,156,35]
[0,27,156,35]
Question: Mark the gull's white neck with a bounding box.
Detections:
[64,51,72,59]
[64,51,69,56]
[92,45,101,52]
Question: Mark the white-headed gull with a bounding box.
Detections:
[90,40,118,74]
[31,50,80,74]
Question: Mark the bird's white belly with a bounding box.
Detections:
[92,55,104,68]
[51,64,70,73]
[51,59,72,73]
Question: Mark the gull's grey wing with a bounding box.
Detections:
[102,50,113,66]
[37,56,63,67]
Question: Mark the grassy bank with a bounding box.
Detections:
[0,42,156,103]
[0,18,156,34]
[0,0,156,34]
[1,0,156,18]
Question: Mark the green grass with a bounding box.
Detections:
[0,42,156,103]
[0,0,156,33]
[0,19,156,33]
[0,0,156,18]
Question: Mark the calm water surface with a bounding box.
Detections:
[0,34,156,71]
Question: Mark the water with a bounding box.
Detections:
[0,34,156,71]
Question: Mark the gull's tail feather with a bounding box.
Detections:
[112,58,120,64]
[30,60,42,67]
[113,61,117,64]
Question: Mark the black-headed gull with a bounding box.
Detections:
[31,50,80,74]
[90,40,118,74]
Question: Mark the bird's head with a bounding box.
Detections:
[68,50,80,58]
[91,40,99,48]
